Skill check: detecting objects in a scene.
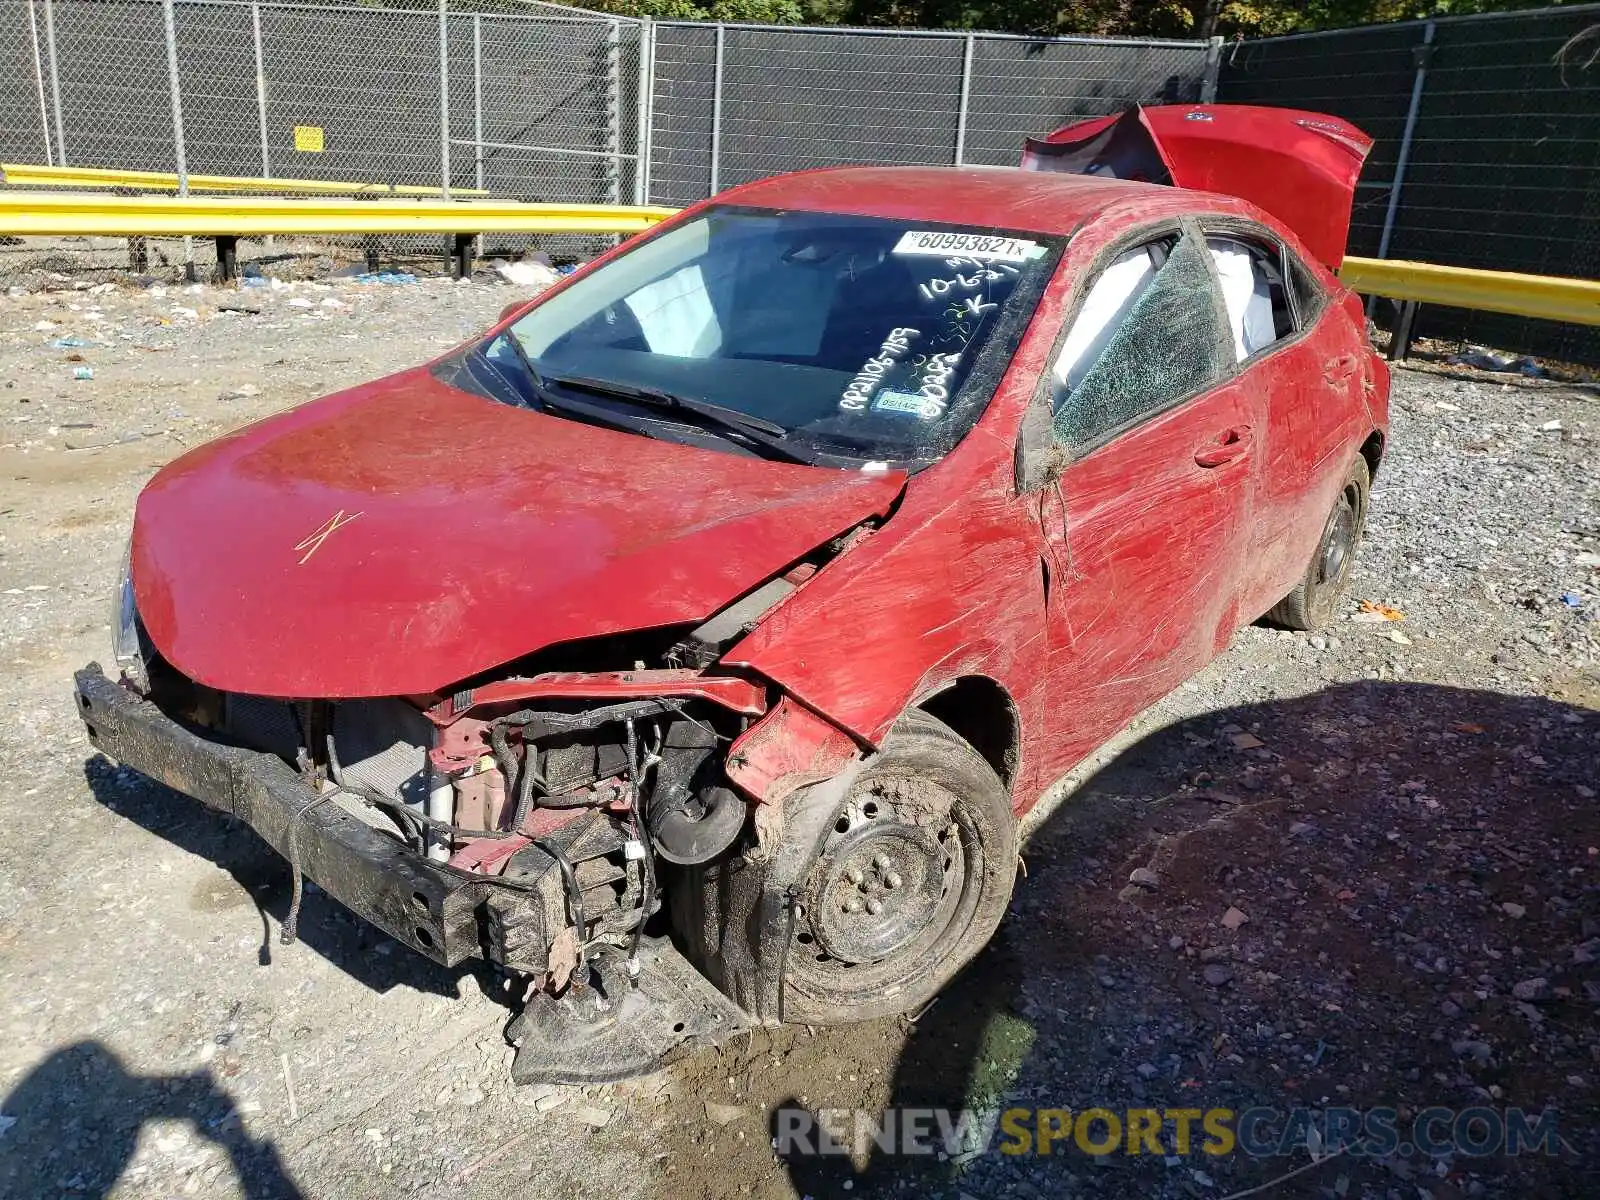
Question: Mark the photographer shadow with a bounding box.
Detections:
[82,755,508,1004]
[0,1041,303,1198]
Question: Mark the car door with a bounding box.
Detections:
[1203,226,1372,618]
[1029,222,1261,778]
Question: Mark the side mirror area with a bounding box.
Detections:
[1014,400,1065,494]
[497,300,527,326]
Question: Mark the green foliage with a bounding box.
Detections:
[576,0,1577,37]
[581,0,801,19]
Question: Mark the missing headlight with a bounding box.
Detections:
[112,540,152,693]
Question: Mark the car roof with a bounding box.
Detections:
[713,165,1231,238]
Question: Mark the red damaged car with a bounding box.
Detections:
[75,105,1388,1083]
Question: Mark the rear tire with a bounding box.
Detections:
[1267,454,1370,631]
[781,709,1017,1025]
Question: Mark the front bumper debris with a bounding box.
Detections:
[75,662,486,964]
[73,662,754,1077]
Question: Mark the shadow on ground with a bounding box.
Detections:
[82,755,507,1003]
[711,679,1600,1199]
[0,1041,303,1198]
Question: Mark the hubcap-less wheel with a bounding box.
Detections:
[1265,455,1371,632]
[791,774,978,999]
[811,812,955,964]
[1319,487,1358,586]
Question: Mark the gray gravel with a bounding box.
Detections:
[0,270,1595,1200]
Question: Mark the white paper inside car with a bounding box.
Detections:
[1208,238,1276,361]
[624,264,722,358]
[1054,246,1157,395]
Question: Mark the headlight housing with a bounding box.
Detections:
[112,540,152,693]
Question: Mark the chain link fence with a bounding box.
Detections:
[646,23,1217,206]
[1220,3,1600,365]
[0,1,1213,276]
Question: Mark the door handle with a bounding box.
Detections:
[1194,425,1252,468]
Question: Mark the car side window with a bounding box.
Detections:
[1206,235,1294,361]
[1050,226,1234,451]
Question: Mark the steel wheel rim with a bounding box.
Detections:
[789,774,981,998]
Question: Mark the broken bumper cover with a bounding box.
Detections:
[74,662,489,965]
[73,662,754,1081]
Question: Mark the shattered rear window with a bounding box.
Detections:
[486,207,1060,469]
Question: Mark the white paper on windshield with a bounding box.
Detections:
[892,231,1042,263]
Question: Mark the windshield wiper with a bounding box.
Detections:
[542,371,813,464]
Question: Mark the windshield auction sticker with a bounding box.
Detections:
[892,231,1042,263]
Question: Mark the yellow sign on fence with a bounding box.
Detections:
[293,126,324,153]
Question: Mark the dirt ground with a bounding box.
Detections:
[0,267,1596,1200]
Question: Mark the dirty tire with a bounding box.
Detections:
[1266,454,1370,632]
[782,709,1017,1025]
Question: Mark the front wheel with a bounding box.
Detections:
[1266,454,1370,632]
[781,709,1017,1024]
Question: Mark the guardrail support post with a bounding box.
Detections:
[1389,300,1420,362]
[451,233,474,280]
[215,236,239,282]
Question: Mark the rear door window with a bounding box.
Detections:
[1206,235,1294,361]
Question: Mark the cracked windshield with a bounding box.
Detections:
[493,208,1056,467]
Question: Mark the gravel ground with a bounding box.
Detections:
[0,270,1595,1200]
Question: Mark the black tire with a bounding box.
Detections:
[781,709,1017,1025]
[1267,454,1370,631]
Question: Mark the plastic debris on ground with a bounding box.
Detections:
[1562,592,1584,608]
[495,259,561,289]
[1450,346,1547,378]
[49,336,95,349]
[1354,600,1407,622]
[71,366,94,381]
[355,272,418,285]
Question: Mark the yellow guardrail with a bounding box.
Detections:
[1,162,488,198]
[0,190,677,237]
[1341,256,1600,327]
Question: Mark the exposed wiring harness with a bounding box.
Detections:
[623,716,662,987]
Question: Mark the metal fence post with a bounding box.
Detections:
[709,24,725,193]
[1376,20,1435,261]
[25,0,52,165]
[438,0,451,199]
[472,14,484,194]
[953,34,974,166]
[633,18,653,205]
[605,20,621,206]
[1200,35,1223,102]
[42,0,66,166]
[252,0,270,178]
[160,0,195,278]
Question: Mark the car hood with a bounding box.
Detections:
[131,368,904,698]
[1022,104,1372,270]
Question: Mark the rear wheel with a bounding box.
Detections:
[1266,454,1370,632]
[782,709,1017,1024]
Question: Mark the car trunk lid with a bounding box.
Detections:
[1022,104,1373,270]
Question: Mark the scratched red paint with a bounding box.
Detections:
[126,105,1388,818]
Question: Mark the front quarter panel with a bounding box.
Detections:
[724,421,1048,767]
